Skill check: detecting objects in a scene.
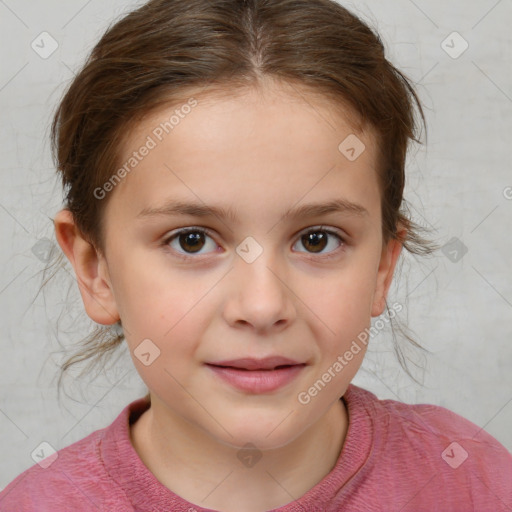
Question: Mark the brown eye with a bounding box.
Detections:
[178,231,205,253]
[165,228,217,257]
[293,228,344,256]
[301,231,328,253]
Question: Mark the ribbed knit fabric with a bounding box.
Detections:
[1,384,511,511]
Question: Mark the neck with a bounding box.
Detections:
[130,396,348,512]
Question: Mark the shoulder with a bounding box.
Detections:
[0,404,136,512]
[347,384,511,453]
[345,385,512,510]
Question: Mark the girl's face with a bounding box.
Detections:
[72,81,402,449]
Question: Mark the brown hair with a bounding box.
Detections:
[47,0,438,388]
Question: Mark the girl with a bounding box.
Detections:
[1,0,511,510]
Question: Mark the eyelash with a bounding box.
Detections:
[162,226,346,262]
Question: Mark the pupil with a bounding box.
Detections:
[180,232,204,253]
[303,231,327,253]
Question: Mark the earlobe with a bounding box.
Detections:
[53,209,120,325]
[371,231,405,317]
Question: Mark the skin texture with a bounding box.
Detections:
[54,79,404,511]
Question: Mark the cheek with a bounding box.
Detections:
[304,264,377,328]
[109,249,193,327]
[121,276,209,395]
[116,266,220,363]
[300,259,378,364]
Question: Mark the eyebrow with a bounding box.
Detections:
[137,198,368,222]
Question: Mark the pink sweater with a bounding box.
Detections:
[1,384,511,511]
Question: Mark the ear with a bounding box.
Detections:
[371,228,405,317]
[53,209,120,325]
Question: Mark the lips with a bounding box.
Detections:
[205,356,306,393]
[206,356,304,371]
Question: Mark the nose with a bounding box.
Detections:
[222,248,297,334]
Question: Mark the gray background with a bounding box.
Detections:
[1,0,511,490]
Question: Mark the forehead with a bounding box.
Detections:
[108,80,382,225]
[122,78,375,160]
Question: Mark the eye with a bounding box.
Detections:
[163,227,218,258]
[162,225,345,260]
[292,226,345,257]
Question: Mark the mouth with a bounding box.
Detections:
[206,356,304,371]
[205,357,306,393]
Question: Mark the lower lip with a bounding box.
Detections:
[206,364,305,393]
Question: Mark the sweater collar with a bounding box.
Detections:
[100,384,374,510]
